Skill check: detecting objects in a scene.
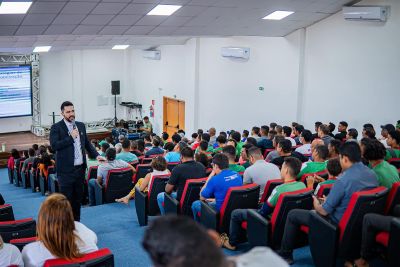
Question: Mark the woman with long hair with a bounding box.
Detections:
[22,194,98,267]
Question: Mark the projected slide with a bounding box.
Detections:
[0,66,32,118]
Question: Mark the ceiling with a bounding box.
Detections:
[0,0,358,52]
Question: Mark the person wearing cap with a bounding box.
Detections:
[334,121,348,141]
[380,124,396,148]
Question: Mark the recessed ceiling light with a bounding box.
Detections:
[112,45,129,50]
[147,4,182,16]
[263,11,294,20]
[0,2,32,14]
[33,46,51,53]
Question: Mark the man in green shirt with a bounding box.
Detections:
[222,157,305,250]
[140,116,153,134]
[385,130,400,160]
[231,131,244,156]
[222,145,245,173]
[364,139,400,188]
[212,135,227,154]
[116,139,138,163]
[297,144,329,179]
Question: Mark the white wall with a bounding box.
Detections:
[301,0,400,132]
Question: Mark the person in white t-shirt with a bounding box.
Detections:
[295,130,313,156]
[0,235,23,267]
[22,194,98,267]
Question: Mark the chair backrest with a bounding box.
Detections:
[24,162,32,174]
[134,164,152,184]
[300,170,328,183]
[315,183,334,198]
[263,149,275,159]
[10,236,37,251]
[148,175,170,215]
[0,218,36,242]
[270,188,313,247]
[88,166,98,180]
[219,184,260,233]
[44,248,114,267]
[167,162,180,172]
[205,168,212,176]
[0,204,15,222]
[260,179,283,203]
[179,178,207,216]
[388,158,400,169]
[385,182,400,215]
[338,187,388,258]
[47,166,55,176]
[16,159,25,172]
[104,168,134,203]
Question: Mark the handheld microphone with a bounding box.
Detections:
[71,119,77,129]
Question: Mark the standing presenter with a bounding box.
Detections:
[50,101,104,221]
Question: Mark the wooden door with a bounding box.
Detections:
[163,97,185,137]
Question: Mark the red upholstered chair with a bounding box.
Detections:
[0,218,36,242]
[388,158,400,169]
[167,162,180,172]
[315,183,334,198]
[205,168,212,176]
[129,160,139,169]
[200,184,260,233]
[10,236,37,251]
[29,168,39,193]
[87,166,98,180]
[300,170,328,183]
[21,162,32,189]
[0,204,15,222]
[164,178,207,216]
[260,179,283,203]
[132,164,152,184]
[263,149,275,160]
[39,166,55,195]
[135,175,170,226]
[384,182,400,215]
[13,159,25,187]
[246,188,313,249]
[308,187,388,267]
[94,168,134,205]
[43,248,114,267]
[141,154,163,164]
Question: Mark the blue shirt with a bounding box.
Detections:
[164,152,181,163]
[201,169,243,211]
[322,162,378,223]
[257,136,273,151]
[145,147,165,157]
[116,151,138,163]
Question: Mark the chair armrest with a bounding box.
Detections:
[135,186,149,226]
[247,209,270,247]
[393,205,400,217]
[94,181,103,206]
[164,193,179,215]
[309,210,338,267]
[200,201,219,231]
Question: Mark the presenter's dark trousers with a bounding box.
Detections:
[58,165,85,221]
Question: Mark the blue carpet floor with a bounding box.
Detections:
[0,168,315,267]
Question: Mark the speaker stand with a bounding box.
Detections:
[114,94,117,127]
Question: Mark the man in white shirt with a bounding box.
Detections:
[283,126,296,147]
[244,146,281,199]
[295,130,313,155]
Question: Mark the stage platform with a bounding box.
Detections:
[0,130,111,168]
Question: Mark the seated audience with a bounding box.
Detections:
[209,127,217,146]
[171,133,182,145]
[99,142,110,157]
[265,135,285,162]
[22,194,98,267]
[0,235,23,267]
[295,130,312,155]
[164,141,184,163]
[283,126,296,147]
[38,153,55,195]
[143,135,153,150]
[131,140,144,157]
[278,142,378,264]
[116,139,138,163]
[213,135,227,153]
[306,158,342,194]
[250,126,261,140]
[241,130,249,143]
[275,125,283,136]
[7,149,20,170]
[114,143,122,154]
[32,144,39,156]
[223,157,305,250]
[385,130,400,160]
[293,125,304,145]
[318,124,334,146]
[270,140,307,168]
[178,129,186,138]
[346,128,359,142]
[270,122,277,130]
[297,144,329,179]
[85,154,99,180]
[231,131,244,156]
[195,152,210,168]
[379,124,395,148]
[116,156,169,204]
[161,132,169,145]
[88,148,135,206]
[363,139,400,188]
[145,137,164,157]
[334,121,348,140]
[222,145,245,173]
[197,140,213,155]
[46,145,55,161]
[191,154,242,222]
[189,132,198,146]
[243,146,280,199]
[312,121,322,140]
[246,137,257,147]
[328,122,336,137]
[268,129,277,143]
[21,148,35,173]
[362,127,377,140]
[328,139,341,159]
[239,143,254,169]
[157,147,206,215]
[257,125,273,153]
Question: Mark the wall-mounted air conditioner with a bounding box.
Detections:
[221,47,250,60]
[343,6,388,22]
[142,50,161,60]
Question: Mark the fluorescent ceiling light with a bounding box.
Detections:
[112,45,129,50]
[33,46,51,53]
[147,5,182,16]
[263,11,294,20]
[0,2,32,14]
